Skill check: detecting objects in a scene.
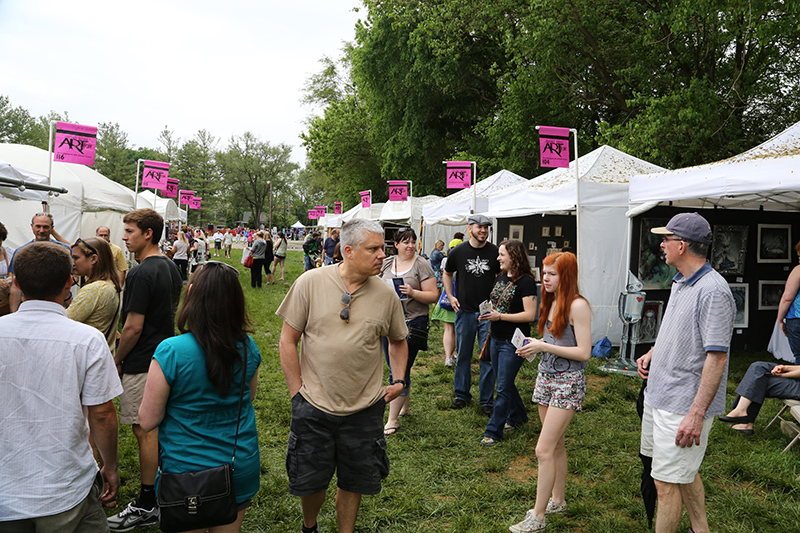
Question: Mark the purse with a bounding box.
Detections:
[243,253,254,269]
[157,350,248,533]
[438,281,456,311]
[406,316,429,352]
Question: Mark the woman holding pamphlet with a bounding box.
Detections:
[379,227,439,435]
[509,251,591,533]
[478,240,538,447]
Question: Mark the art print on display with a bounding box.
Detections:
[541,226,551,237]
[638,301,664,343]
[758,280,785,310]
[757,224,792,263]
[711,225,748,275]
[554,226,563,237]
[729,283,749,328]
[638,218,679,290]
[509,225,524,242]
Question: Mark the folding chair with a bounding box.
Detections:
[783,405,800,453]
[765,399,800,430]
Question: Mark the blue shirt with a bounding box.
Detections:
[154,333,262,503]
[8,239,71,274]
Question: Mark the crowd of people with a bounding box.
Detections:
[1,210,798,533]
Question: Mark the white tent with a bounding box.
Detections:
[484,145,666,344]
[628,121,800,212]
[291,221,306,229]
[380,195,441,225]
[321,202,386,228]
[0,144,85,247]
[628,121,800,361]
[137,190,184,222]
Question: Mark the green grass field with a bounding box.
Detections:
[111,249,800,532]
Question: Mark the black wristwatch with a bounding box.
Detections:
[390,379,406,387]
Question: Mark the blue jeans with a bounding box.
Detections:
[324,256,334,265]
[454,310,495,406]
[786,318,800,365]
[485,338,528,440]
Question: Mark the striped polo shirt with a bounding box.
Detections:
[645,262,736,417]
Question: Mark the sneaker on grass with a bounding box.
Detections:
[107,501,159,532]
[545,498,567,515]
[509,510,546,533]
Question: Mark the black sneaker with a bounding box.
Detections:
[302,522,320,533]
[107,501,159,532]
[450,399,467,410]
[482,405,494,417]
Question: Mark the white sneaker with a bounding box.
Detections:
[545,499,567,515]
[445,356,455,367]
[107,501,159,532]
[509,510,546,533]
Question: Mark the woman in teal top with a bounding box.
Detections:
[139,261,261,532]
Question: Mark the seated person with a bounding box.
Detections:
[719,361,800,434]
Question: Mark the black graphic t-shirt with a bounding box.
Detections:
[489,275,538,339]
[445,241,500,313]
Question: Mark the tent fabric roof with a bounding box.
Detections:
[628,121,800,212]
[137,190,183,221]
[422,169,527,224]
[0,143,135,213]
[484,145,665,218]
[380,195,442,224]
[0,159,51,201]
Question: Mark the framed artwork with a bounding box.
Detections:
[638,218,679,290]
[541,226,551,237]
[638,300,664,343]
[563,240,571,249]
[728,283,749,328]
[509,225,524,242]
[758,280,785,310]
[757,224,792,263]
[711,225,747,275]
[554,226,563,237]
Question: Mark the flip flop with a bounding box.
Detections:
[384,426,400,436]
[398,411,411,419]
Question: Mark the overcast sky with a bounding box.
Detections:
[0,0,363,164]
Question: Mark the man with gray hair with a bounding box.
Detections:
[277,218,408,533]
[637,212,735,533]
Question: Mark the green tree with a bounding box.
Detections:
[174,130,221,226]
[216,133,297,229]
[94,122,136,187]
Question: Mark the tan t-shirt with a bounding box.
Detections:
[109,242,128,273]
[276,264,408,415]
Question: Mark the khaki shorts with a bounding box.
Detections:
[640,401,714,484]
[120,373,149,425]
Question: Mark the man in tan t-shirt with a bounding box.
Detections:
[277,218,408,533]
[96,226,128,287]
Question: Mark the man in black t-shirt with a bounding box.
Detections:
[443,214,500,415]
[108,208,182,532]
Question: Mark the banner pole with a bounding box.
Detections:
[572,129,580,259]
[134,159,142,209]
[471,161,477,214]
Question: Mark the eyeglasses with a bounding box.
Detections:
[661,236,683,243]
[340,291,352,323]
[74,238,98,255]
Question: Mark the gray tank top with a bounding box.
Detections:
[538,320,587,374]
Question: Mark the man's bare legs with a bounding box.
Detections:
[654,474,709,533]
[299,488,362,533]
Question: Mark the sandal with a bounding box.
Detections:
[384,426,400,436]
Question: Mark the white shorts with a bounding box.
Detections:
[640,401,714,484]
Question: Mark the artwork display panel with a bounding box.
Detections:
[758,280,785,310]
[757,224,791,263]
[639,301,664,343]
[710,225,748,275]
[638,218,679,290]
[729,283,749,328]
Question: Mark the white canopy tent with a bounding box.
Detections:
[421,169,528,253]
[291,221,306,229]
[628,121,800,213]
[137,190,184,222]
[628,121,800,361]
[320,202,386,229]
[484,145,666,344]
[380,195,441,225]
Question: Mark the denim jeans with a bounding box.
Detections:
[454,310,495,406]
[786,318,800,365]
[485,338,528,440]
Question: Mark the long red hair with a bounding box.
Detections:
[538,252,587,338]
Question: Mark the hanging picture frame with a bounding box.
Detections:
[758,280,785,310]
[541,226,551,237]
[638,301,664,343]
[509,225,524,242]
[728,283,749,328]
[757,224,792,263]
[638,218,679,290]
[710,225,747,275]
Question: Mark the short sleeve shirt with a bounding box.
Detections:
[444,241,500,313]
[645,263,735,416]
[489,275,537,339]
[109,242,128,273]
[66,280,120,355]
[121,255,183,374]
[380,255,435,320]
[276,265,408,415]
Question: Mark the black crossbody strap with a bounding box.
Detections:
[231,343,248,466]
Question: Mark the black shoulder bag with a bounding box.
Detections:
[157,348,248,532]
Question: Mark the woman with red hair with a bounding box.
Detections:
[510,252,591,533]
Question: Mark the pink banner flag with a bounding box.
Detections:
[54,121,97,166]
[141,160,170,190]
[334,202,342,215]
[539,126,570,168]
[189,197,202,210]
[446,161,472,189]
[164,178,179,198]
[388,180,408,202]
[360,191,371,208]
[308,209,318,220]
[179,190,195,205]
[315,206,327,219]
